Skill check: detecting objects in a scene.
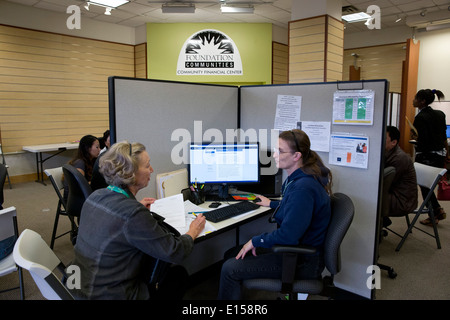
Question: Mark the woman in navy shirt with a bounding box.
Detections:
[218,129,332,300]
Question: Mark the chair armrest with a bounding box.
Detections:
[272,245,317,255]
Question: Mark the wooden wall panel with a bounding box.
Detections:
[289,15,343,84]
[272,42,288,84]
[342,43,406,93]
[135,43,147,79]
[0,25,136,152]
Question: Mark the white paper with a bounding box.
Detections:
[329,134,369,169]
[298,121,331,152]
[274,94,302,131]
[150,193,186,230]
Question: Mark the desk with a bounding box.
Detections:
[22,142,79,185]
[181,201,275,275]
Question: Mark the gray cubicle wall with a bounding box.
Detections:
[240,80,389,300]
[109,77,239,199]
[109,77,388,298]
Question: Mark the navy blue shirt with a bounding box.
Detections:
[252,168,331,249]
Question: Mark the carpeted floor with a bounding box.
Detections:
[1,180,450,300]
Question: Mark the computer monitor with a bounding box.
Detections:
[446,125,450,139]
[188,142,260,198]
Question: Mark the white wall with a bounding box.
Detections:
[0,1,137,45]
[345,26,450,102]
[416,29,450,97]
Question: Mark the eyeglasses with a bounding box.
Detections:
[273,147,294,155]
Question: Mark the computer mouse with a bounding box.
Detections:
[209,202,221,208]
[253,197,262,203]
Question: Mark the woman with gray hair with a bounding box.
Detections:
[71,141,205,300]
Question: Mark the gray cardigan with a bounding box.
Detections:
[71,188,194,300]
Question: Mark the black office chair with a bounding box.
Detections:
[243,192,354,300]
[377,166,397,279]
[45,167,78,249]
[0,163,7,210]
[62,164,93,244]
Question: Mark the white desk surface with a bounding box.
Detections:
[22,142,79,153]
[193,201,272,242]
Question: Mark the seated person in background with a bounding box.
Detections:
[384,126,418,227]
[98,129,110,155]
[70,141,205,300]
[63,135,100,199]
[69,134,100,181]
[218,129,332,300]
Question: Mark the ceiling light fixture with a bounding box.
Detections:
[87,0,129,8]
[104,7,112,15]
[84,2,90,10]
[161,3,195,13]
[342,12,371,23]
[220,4,254,14]
[420,10,427,17]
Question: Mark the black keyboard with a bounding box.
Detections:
[203,201,261,223]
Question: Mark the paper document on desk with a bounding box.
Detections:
[151,193,185,230]
[182,200,216,236]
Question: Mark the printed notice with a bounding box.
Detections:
[274,95,302,131]
[298,121,331,152]
[332,90,375,125]
[329,134,369,169]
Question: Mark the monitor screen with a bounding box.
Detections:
[189,142,260,185]
[447,125,450,139]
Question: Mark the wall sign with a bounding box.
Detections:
[177,29,243,76]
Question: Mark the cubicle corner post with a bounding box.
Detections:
[108,76,118,145]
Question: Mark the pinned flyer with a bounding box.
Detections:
[329,134,369,169]
[332,90,375,125]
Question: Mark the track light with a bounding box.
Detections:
[162,3,195,13]
[84,2,90,10]
[105,7,112,15]
[420,10,427,17]
[220,4,254,14]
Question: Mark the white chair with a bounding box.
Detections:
[0,144,11,189]
[13,229,74,300]
[44,167,77,249]
[0,206,24,299]
[393,162,447,251]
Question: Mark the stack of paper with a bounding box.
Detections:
[150,193,186,230]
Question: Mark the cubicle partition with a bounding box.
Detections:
[108,76,389,299]
[240,80,389,300]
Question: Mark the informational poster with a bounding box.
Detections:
[332,90,375,125]
[329,134,369,169]
[298,121,331,152]
[274,95,302,131]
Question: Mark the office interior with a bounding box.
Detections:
[1,0,450,301]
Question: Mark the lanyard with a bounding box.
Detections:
[107,185,130,198]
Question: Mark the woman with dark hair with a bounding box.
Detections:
[218,129,332,300]
[413,89,447,226]
[69,135,100,181]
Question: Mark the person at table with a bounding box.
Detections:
[217,129,332,300]
[63,134,100,200]
[70,141,206,300]
[412,88,447,226]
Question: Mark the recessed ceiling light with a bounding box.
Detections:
[342,12,371,23]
